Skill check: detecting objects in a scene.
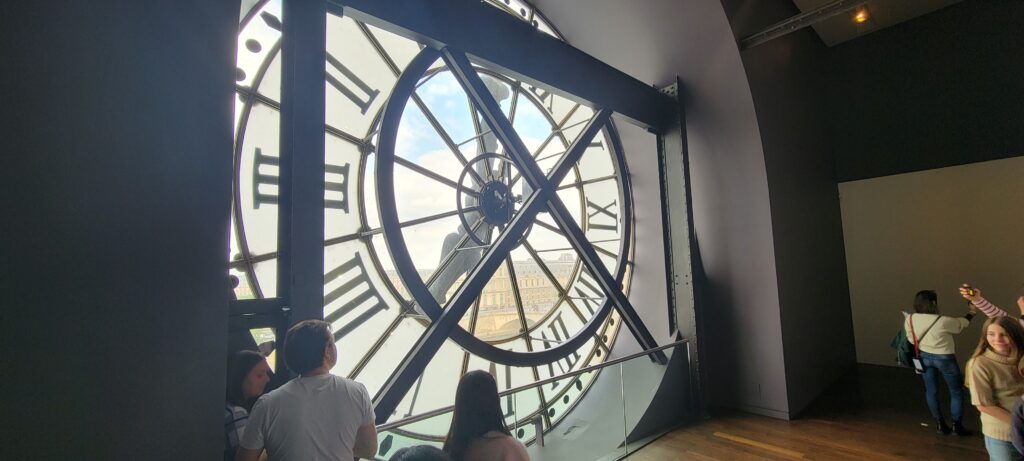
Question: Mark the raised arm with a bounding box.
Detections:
[961,285,1010,318]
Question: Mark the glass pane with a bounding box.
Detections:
[249,327,277,371]
[369,233,402,295]
[229,267,255,300]
[582,182,623,271]
[325,14,398,138]
[235,102,280,260]
[402,213,479,298]
[228,215,257,300]
[324,133,363,241]
[531,307,592,379]
[512,92,555,158]
[350,316,425,397]
[363,23,421,72]
[621,345,686,457]
[504,365,627,460]
[362,153,383,233]
[394,98,464,173]
[393,161,462,224]
[323,242,403,378]
[234,0,282,304]
[565,267,608,323]
[236,0,282,92]
[256,50,282,102]
[574,130,615,179]
[510,386,542,443]
[251,260,278,298]
[559,104,595,145]
[392,340,463,429]
[414,70,478,153]
[509,246,561,326]
[474,261,524,341]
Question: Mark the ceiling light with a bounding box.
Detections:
[853,6,871,23]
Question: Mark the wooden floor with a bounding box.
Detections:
[627,365,989,460]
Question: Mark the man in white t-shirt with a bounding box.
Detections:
[237,320,378,461]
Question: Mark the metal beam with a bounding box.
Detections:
[657,78,705,420]
[280,0,327,331]
[329,0,673,132]
[739,0,866,50]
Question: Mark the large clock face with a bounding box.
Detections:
[230,0,634,452]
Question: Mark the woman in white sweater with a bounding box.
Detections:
[905,289,977,435]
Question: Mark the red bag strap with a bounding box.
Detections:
[909,314,920,357]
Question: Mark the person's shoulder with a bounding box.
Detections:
[226,404,247,418]
[466,433,528,461]
[326,375,370,398]
[971,354,999,372]
[506,436,529,456]
[329,374,369,391]
[326,374,360,388]
[496,435,529,461]
[254,380,295,406]
[482,432,526,452]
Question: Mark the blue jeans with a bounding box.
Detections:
[985,436,1023,461]
[920,352,965,422]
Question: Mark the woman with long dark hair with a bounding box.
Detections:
[443,371,530,461]
[967,316,1024,461]
[224,350,271,461]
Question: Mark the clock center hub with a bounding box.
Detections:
[479,180,515,225]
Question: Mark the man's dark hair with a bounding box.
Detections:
[284,320,332,374]
[389,445,452,461]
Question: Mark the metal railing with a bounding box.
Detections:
[376,339,687,432]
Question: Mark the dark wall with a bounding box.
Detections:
[723,0,856,416]
[829,1,1024,182]
[0,1,237,459]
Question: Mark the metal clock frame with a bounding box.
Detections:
[229,0,702,427]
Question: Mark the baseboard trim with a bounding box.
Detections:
[718,402,792,420]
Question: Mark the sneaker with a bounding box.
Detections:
[935,419,951,435]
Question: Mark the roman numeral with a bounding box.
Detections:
[326,51,380,115]
[586,199,618,232]
[572,271,604,316]
[252,148,280,209]
[251,148,351,212]
[540,313,580,383]
[588,138,604,150]
[490,362,515,417]
[324,162,350,212]
[324,253,389,340]
[528,85,554,112]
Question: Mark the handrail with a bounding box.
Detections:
[376,339,687,432]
